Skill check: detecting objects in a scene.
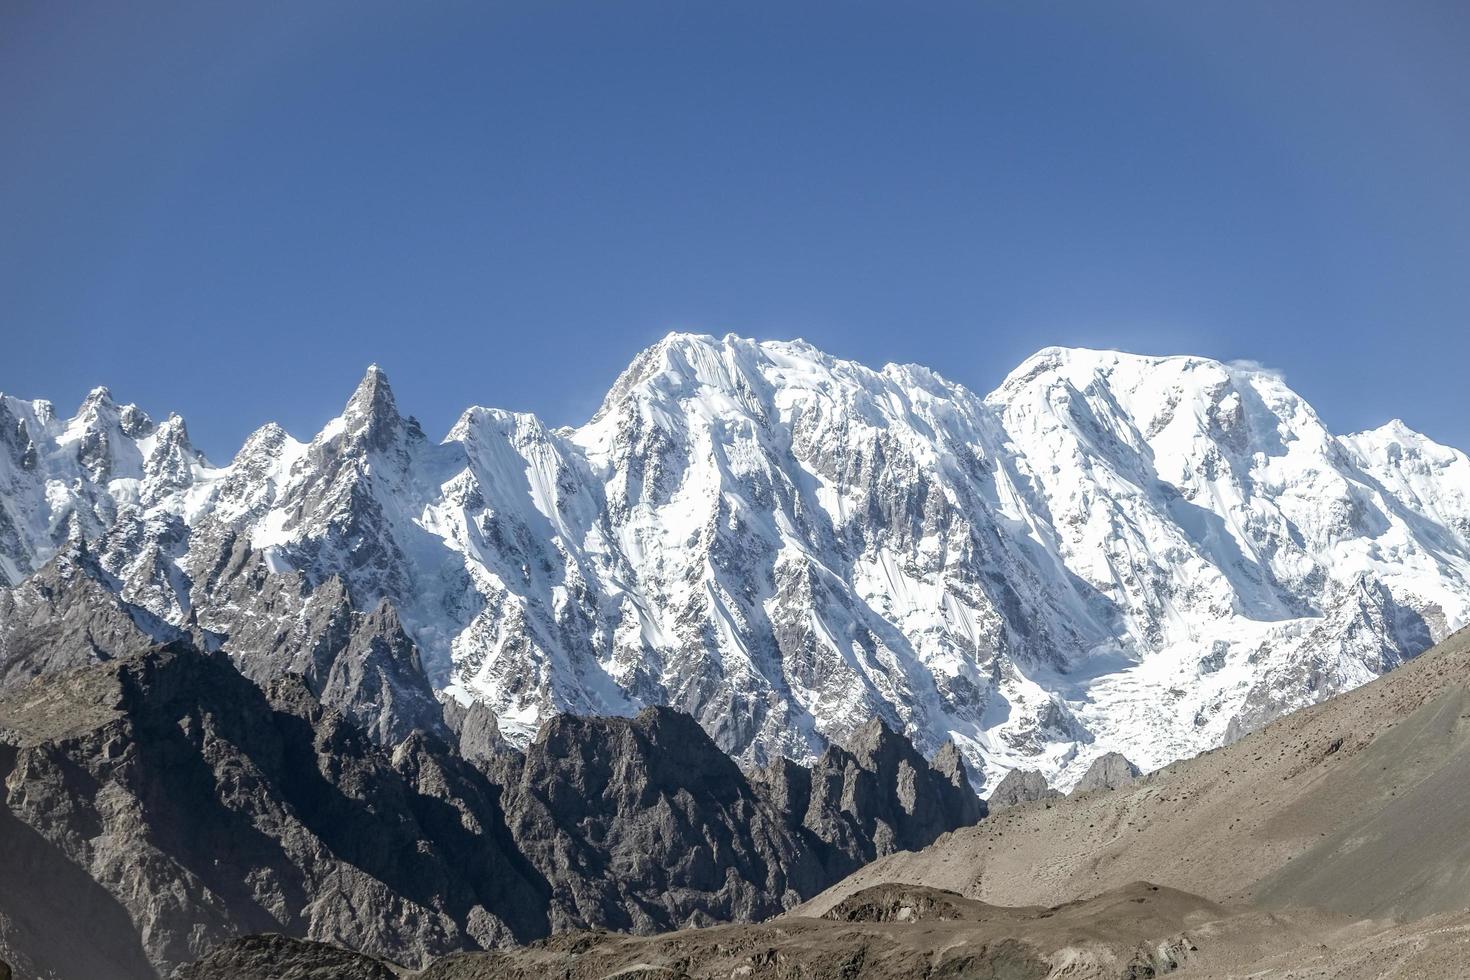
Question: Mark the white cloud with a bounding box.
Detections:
[1225,358,1286,382]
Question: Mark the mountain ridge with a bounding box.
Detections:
[3,335,1467,791]
[0,633,979,979]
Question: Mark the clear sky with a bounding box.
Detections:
[3,1,1468,459]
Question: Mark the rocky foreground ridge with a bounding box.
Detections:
[4,336,1468,791]
[174,624,1470,980]
[0,608,980,979]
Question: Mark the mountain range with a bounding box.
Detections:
[3,334,1468,790]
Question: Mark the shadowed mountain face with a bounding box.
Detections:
[173,625,1470,980]
[0,610,981,979]
[0,643,550,979]
[4,338,1468,792]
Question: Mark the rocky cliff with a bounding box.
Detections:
[0,634,979,978]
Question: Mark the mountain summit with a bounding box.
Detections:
[2,336,1467,790]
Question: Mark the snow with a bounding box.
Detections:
[3,338,1468,793]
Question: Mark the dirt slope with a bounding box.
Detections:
[182,881,1358,980]
[796,626,1470,922]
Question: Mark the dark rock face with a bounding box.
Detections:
[0,631,982,979]
[495,707,815,933]
[988,769,1062,810]
[491,709,983,935]
[1,542,449,753]
[0,644,548,980]
[1070,752,1142,795]
[171,934,398,980]
[771,721,985,884]
[317,598,449,746]
[446,699,512,764]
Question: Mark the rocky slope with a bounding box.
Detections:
[0,625,979,978]
[178,880,1465,980]
[3,338,1468,791]
[795,624,1470,922]
[180,882,1247,980]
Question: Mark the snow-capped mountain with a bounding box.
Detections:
[3,335,1468,791]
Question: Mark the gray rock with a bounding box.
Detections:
[989,769,1062,809]
[171,934,398,980]
[798,719,985,874]
[1070,752,1142,795]
[455,700,510,764]
[0,643,547,979]
[496,706,814,933]
[317,598,449,747]
[0,544,187,695]
[493,708,983,936]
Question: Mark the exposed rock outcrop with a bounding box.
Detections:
[492,708,984,935]
[1070,752,1142,795]
[778,720,985,883]
[495,707,814,933]
[988,769,1062,809]
[0,544,187,695]
[446,699,512,764]
[172,935,397,980]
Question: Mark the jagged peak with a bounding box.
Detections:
[322,363,422,452]
[151,411,192,446]
[1345,417,1459,455]
[587,332,969,433]
[81,385,115,409]
[67,385,161,443]
[236,420,297,458]
[447,404,549,444]
[344,363,398,421]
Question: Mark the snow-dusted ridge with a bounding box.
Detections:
[3,334,1468,792]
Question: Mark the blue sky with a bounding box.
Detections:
[3,1,1468,458]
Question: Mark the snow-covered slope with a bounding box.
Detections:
[3,336,1467,791]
